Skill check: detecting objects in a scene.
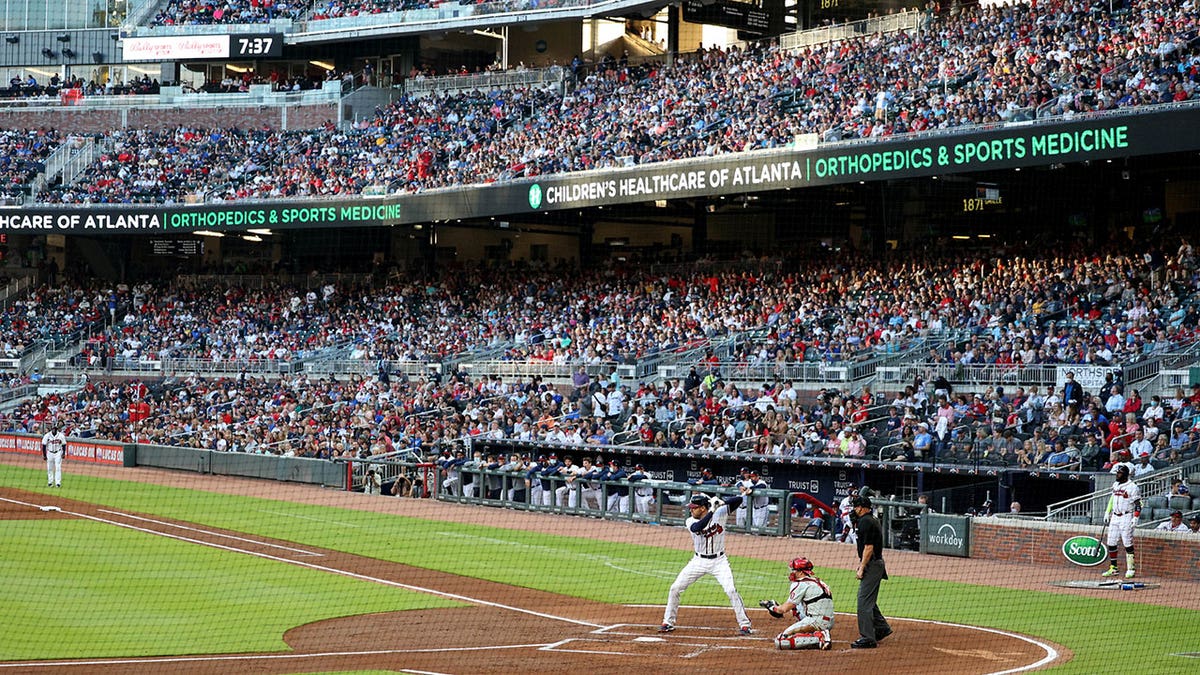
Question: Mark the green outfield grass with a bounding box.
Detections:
[1,464,1197,672]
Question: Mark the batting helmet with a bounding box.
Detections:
[689,494,712,509]
[788,557,814,581]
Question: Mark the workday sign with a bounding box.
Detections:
[1062,536,1107,566]
[924,514,971,557]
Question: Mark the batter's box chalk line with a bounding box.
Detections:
[542,636,761,657]
[598,624,764,639]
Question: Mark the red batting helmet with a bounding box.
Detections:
[788,557,814,582]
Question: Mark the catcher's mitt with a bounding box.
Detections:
[759,599,783,618]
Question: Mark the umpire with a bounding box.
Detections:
[850,495,892,649]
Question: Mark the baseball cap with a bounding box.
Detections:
[634,463,644,470]
[852,495,873,509]
[1171,510,1183,517]
[749,469,760,476]
[739,466,750,473]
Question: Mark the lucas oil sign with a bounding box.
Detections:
[1061,536,1107,566]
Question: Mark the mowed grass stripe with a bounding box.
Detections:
[0,519,461,660]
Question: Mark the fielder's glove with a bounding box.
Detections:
[759,600,783,618]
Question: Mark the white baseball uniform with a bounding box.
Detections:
[554,463,582,507]
[662,496,751,631]
[42,429,67,487]
[735,476,753,526]
[776,575,835,650]
[1105,476,1141,547]
[745,476,769,529]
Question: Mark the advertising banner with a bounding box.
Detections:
[3,106,1198,234]
[923,513,971,557]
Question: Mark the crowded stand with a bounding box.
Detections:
[3,238,1198,474]
[0,129,60,203]
[0,283,106,357]
[150,0,309,26]
[25,0,1200,204]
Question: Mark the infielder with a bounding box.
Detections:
[759,557,834,650]
[660,494,753,635]
[1102,463,1141,578]
[42,423,67,488]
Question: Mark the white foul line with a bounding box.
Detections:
[0,495,603,630]
[0,644,551,669]
[97,509,324,557]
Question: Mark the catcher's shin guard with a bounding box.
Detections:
[775,631,826,650]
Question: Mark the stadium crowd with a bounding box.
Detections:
[150,0,309,26]
[17,0,1200,203]
[1,237,1197,473]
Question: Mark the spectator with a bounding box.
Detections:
[1155,510,1189,533]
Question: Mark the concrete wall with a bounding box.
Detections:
[971,517,1200,581]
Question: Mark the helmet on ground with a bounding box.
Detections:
[689,494,711,509]
[788,557,814,581]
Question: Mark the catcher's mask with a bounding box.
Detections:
[788,557,814,582]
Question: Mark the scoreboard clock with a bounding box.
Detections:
[122,33,283,62]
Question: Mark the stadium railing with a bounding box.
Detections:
[403,67,567,98]
[1044,459,1197,525]
[778,9,921,51]
[425,463,795,535]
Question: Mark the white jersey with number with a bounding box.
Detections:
[42,431,67,454]
[687,502,732,557]
[1109,478,1141,515]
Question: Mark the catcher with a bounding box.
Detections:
[759,557,834,650]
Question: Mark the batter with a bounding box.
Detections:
[660,494,752,635]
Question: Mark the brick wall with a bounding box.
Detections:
[0,103,338,133]
[971,518,1200,581]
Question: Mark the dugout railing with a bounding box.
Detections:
[424,464,795,536]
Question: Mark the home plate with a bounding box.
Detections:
[39,506,61,512]
[635,637,667,642]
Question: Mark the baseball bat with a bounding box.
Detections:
[1097,580,1122,586]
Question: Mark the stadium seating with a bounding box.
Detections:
[18,0,1200,204]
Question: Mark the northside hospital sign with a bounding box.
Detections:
[2,106,1197,233]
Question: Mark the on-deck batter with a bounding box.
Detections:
[1102,463,1141,578]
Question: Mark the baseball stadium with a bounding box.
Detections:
[1,0,1200,673]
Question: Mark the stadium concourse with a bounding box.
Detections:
[1,240,1197,484]
[1,0,1198,203]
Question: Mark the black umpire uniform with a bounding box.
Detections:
[851,495,892,648]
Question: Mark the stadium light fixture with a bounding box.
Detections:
[246,229,273,235]
[309,60,335,71]
[241,235,263,242]
[193,230,225,237]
